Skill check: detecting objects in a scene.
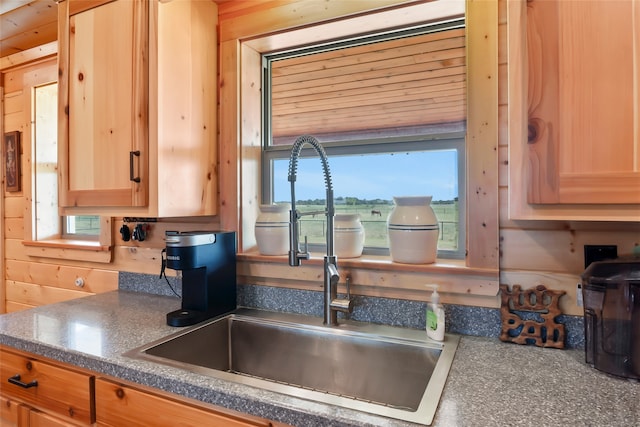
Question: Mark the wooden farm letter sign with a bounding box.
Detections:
[499,284,566,349]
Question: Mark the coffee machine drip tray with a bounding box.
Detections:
[167,309,211,328]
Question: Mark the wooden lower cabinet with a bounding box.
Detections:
[0,348,94,426]
[95,378,287,427]
[1,395,23,426]
[1,396,85,427]
[1,347,290,427]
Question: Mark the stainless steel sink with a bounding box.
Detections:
[125,308,459,425]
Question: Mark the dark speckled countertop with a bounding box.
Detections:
[0,290,638,427]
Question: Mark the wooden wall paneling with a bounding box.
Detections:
[111,246,166,276]
[501,228,639,274]
[466,0,499,270]
[5,260,117,294]
[498,146,508,188]
[2,109,23,132]
[218,39,240,237]
[217,0,286,21]
[1,81,4,313]
[10,60,57,89]
[4,217,23,239]
[2,90,21,114]
[0,41,57,71]
[5,300,34,313]
[239,44,262,252]
[500,270,581,316]
[3,195,23,218]
[5,280,89,307]
[238,258,499,307]
[0,0,57,58]
[220,0,422,42]
[3,240,27,262]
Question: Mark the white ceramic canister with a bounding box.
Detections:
[255,203,290,255]
[387,196,439,264]
[334,213,365,258]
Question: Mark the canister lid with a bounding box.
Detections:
[581,257,640,283]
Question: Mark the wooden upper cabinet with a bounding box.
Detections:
[59,0,147,209]
[58,0,218,217]
[509,0,640,220]
[526,0,639,205]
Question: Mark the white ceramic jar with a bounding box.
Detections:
[255,204,290,256]
[334,213,365,258]
[387,196,439,264]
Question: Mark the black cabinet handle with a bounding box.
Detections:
[129,150,141,183]
[8,374,38,389]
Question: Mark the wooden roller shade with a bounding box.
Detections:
[271,27,466,144]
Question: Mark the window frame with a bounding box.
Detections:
[261,134,467,258]
[1,52,112,263]
[218,0,499,302]
[260,22,467,258]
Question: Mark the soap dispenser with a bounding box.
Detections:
[426,284,445,341]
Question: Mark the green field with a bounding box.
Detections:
[297,201,458,250]
[70,215,101,235]
[75,202,459,251]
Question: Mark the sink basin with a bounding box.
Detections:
[125,308,459,425]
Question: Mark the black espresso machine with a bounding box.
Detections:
[164,231,236,327]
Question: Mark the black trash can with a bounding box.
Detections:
[581,258,640,379]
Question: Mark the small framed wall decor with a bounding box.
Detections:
[4,131,21,192]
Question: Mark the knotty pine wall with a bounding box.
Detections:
[1,0,638,316]
[1,56,220,312]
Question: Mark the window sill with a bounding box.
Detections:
[22,239,112,263]
[237,250,499,306]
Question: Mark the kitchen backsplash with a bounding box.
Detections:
[119,272,585,349]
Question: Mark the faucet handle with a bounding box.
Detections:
[299,235,310,260]
[330,274,353,314]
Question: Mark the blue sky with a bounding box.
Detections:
[273,150,458,203]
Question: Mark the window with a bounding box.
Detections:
[33,83,100,242]
[262,21,466,258]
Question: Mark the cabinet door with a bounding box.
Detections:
[525,0,640,204]
[29,408,81,427]
[1,395,80,427]
[1,395,23,426]
[58,0,148,208]
[95,379,274,427]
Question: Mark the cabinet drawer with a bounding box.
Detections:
[0,349,94,424]
[1,395,22,426]
[96,378,273,427]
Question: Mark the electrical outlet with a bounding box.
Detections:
[584,245,617,269]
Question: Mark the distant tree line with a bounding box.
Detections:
[287,197,458,205]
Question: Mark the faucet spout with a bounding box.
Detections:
[288,135,351,326]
